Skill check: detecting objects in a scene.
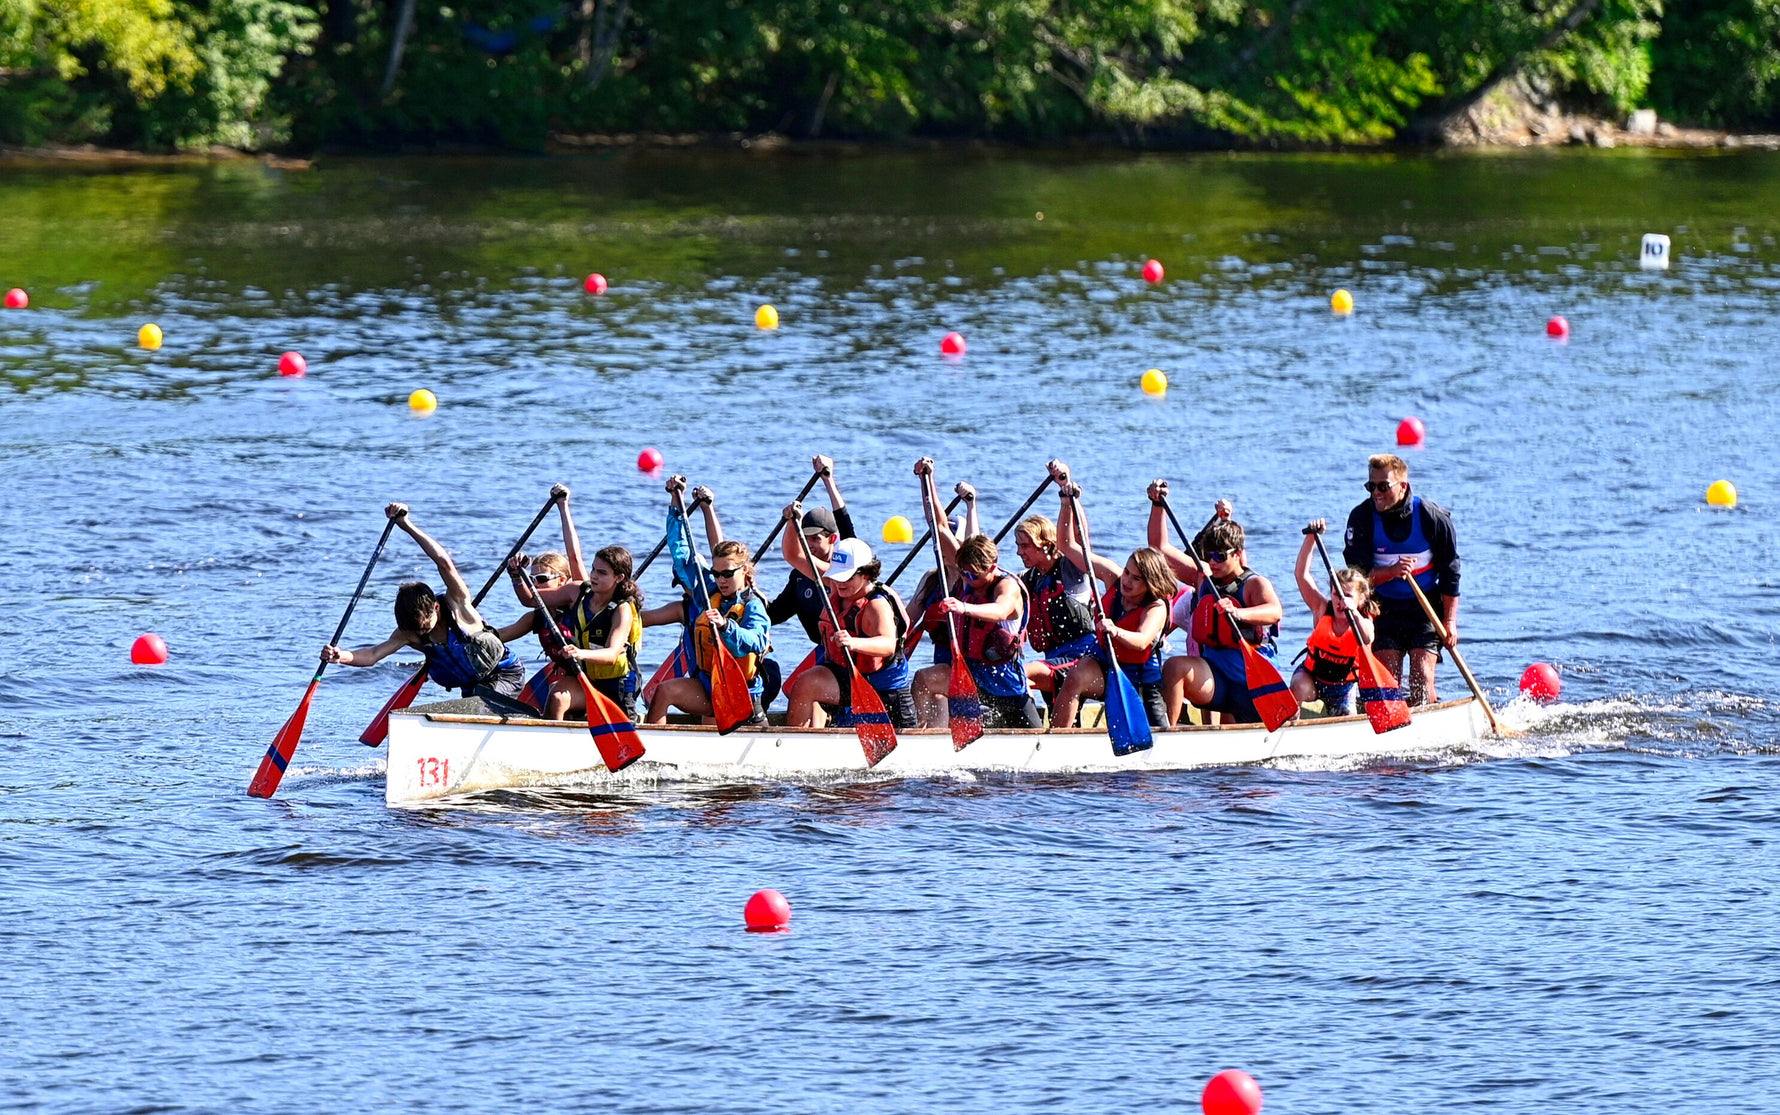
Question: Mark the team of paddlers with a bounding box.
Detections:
[321,452,1461,733]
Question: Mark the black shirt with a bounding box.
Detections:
[1342,488,1461,598]
[767,505,856,641]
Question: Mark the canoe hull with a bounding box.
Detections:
[385,697,1490,806]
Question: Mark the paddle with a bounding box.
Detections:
[921,477,983,749]
[992,476,1058,544]
[885,492,965,586]
[788,525,897,766]
[360,491,562,746]
[250,514,401,798]
[752,469,826,568]
[673,495,758,734]
[1307,529,1411,734]
[1158,497,1298,732]
[1401,573,1516,736]
[1064,489,1154,756]
[513,562,646,771]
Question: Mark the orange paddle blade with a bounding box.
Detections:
[360,666,429,746]
[1237,641,1299,732]
[1356,645,1412,733]
[848,665,897,767]
[947,653,984,750]
[249,679,319,798]
[578,675,646,771]
[709,640,757,735]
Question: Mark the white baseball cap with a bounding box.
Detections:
[822,537,875,582]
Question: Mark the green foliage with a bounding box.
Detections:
[1650,0,1780,124]
[0,0,1774,149]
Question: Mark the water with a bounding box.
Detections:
[2,149,1778,1112]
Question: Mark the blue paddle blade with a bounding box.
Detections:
[1103,664,1155,756]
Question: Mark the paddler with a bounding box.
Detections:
[494,485,644,719]
[640,476,772,726]
[1341,453,1460,705]
[904,493,979,723]
[1045,475,1176,729]
[320,503,527,712]
[911,458,1041,729]
[1146,482,1284,725]
[1016,460,1102,710]
[783,531,917,729]
[1290,519,1378,716]
[764,455,854,702]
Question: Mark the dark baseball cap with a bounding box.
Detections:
[800,506,838,536]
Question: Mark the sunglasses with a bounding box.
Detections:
[961,566,994,582]
[1364,480,1398,493]
[530,573,561,585]
[1203,550,1230,563]
[711,567,743,580]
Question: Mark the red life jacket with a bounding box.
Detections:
[1189,570,1277,650]
[1304,608,1361,684]
[1101,586,1163,665]
[1022,556,1094,653]
[956,570,1028,666]
[818,582,909,675]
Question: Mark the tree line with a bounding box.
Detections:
[2,0,1777,152]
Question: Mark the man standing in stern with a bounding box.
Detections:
[1343,453,1460,706]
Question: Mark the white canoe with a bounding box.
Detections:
[384,695,1490,806]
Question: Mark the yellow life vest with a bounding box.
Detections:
[564,588,641,682]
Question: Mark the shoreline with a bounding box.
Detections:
[5,123,1780,168]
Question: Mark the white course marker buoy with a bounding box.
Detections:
[1640,233,1671,271]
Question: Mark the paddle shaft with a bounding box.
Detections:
[635,491,709,579]
[885,492,965,586]
[1402,574,1507,734]
[752,471,826,564]
[314,515,402,682]
[788,522,864,679]
[1063,492,1122,663]
[919,481,968,655]
[1158,499,1226,603]
[993,476,1056,544]
[1307,531,1375,650]
[470,493,559,606]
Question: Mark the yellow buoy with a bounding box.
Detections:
[1331,289,1354,315]
[1706,480,1737,508]
[409,389,438,413]
[882,515,914,544]
[755,304,779,330]
[1141,368,1168,396]
[138,323,163,351]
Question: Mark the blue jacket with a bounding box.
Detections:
[667,507,772,663]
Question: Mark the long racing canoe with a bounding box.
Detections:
[385,695,1490,805]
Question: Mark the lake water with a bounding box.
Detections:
[2,148,1777,1113]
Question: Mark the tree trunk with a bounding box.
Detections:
[379,0,420,102]
[1411,0,1602,142]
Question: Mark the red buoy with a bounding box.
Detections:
[940,331,966,357]
[1202,1069,1263,1115]
[1397,416,1426,447]
[1520,662,1561,703]
[744,888,791,932]
[278,351,306,378]
[636,447,664,472]
[131,633,169,665]
[1142,259,1165,283]
[584,272,608,295]
[1546,315,1570,338]
[4,288,27,309]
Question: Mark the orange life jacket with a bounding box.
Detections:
[693,590,760,681]
[1304,608,1361,684]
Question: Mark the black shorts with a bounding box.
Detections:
[981,692,1043,730]
[817,662,919,730]
[1372,599,1443,656]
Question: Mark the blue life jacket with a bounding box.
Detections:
[421,612,520,694]
[1372,496,1439,602]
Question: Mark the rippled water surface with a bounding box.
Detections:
[2,149,1778,1113]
